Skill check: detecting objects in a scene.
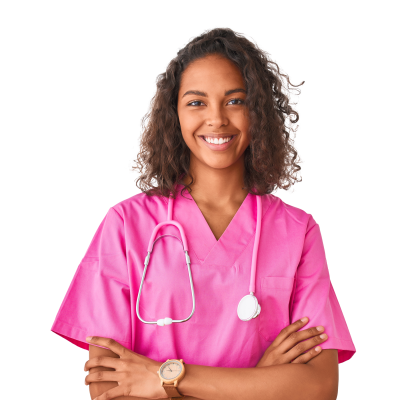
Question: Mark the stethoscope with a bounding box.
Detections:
[136,193,262,326]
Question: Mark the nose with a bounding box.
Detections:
[205,104,229,127]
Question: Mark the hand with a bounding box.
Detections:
[256,317,328,367]
[84,336,166,400]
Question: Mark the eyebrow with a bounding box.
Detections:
[182,88,246,98]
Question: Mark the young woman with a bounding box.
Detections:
[51,28,356,400]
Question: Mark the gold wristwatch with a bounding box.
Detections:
[157,359,186,399]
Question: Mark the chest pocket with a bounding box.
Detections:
[258,276,295,342]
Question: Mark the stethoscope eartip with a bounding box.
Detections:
[157,317,173,326]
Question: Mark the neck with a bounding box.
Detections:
[183,154,249,206]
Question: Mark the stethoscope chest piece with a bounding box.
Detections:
[237,294,261,321]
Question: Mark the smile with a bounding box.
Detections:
[201,136,234,145]
[198,134,238,151]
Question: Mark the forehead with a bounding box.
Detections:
[179,55,245,93]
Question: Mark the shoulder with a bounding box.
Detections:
[264,195,322,253]
[108,191,167,221]
[266,193,317,232]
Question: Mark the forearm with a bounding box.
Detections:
[90,383,200,400]
[88,366,202,400]
[90,384,156,400]
[88,366,148,400]
[179,363,334,400]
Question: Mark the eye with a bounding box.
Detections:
[187,100,205,107]
[187,98,245,107]
[227,98,245,105]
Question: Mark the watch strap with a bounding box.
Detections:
[162,383,185,399]
[160,359,186,399]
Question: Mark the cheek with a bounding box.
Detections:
[179,112,202,143]
[238,110,250,132]
[226,105,249,129]
[177,107,186,125]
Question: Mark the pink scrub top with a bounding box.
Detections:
[51,185,356,366]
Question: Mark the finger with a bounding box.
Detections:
[93,385,126,400]
[285,334,328,363]
[279,325,325,353]
[291,346,322,364]
[85,370,125,385]
[271,317,309,347]
[86,336,129,357]
[84,356,121,372]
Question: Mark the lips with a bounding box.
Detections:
[200,135,235,144]
[198,134,238,151]
[200,133,233,138]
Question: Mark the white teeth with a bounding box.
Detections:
[204,136,233,144]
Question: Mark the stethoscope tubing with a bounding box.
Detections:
[136,195,195,325]
[136,192,262,325]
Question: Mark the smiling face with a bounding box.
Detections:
[177,54,250,172]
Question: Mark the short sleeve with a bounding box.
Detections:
[289,215,356,364]
[51,207,132,351]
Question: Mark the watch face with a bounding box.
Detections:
[160,361,182,380]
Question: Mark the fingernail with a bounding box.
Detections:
[315,346,321,352]
[320,334,327,339]
[301,317,308,322]
[86,336,93,341]
[316,326,323,331]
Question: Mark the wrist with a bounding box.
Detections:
[156,362,168,399]
[157,359,189,399]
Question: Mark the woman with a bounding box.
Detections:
[51,28,356,400]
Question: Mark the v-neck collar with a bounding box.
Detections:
[173,184,271,266]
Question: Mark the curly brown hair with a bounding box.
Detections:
[132,27,304,198]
